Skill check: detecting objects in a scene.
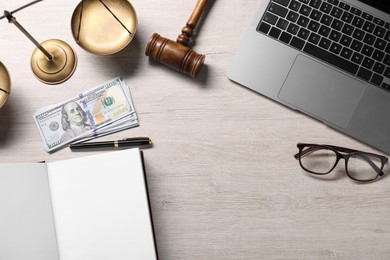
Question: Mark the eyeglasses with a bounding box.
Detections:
[294,143,389,182]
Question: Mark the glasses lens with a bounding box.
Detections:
[299,146,337,174]
[347,153,382,181]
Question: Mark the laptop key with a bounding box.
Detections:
[269,27,282,39]
[340,35,352,47]
[277,18,290,30]
[338,2,350,11]
[342,24,354,35]
[303,42,359,74]
[374,38,386,50]
[258,22,271,34]
[341,12,353,23]
[331,19,344,30]
[362,21,375,33]
[372,50,385,62]
[350,7,362,16]
[351,52,364,65]
[357,67,372,81]
[299,4,312,16]
[263,12,279,25]
[362,45,374,56]
[373,17,385,26]
[340,47,353,59]
[373,26,386,38]
[280,31,293,43]
[329,30,342,41]
[351,40,363,52]
[362,57,375,70]
[321,14,333,26]
[319,38,332,49]
[330,42,342,54]
[287,11,299,22]
[290,36,305,49]
[363,33,376,45]
[289,0,301,11]
[352,17,364,28]
[310,9,322,21]
[330,7,343,19]
[373,62,385,74]
[287,23,300,34]
[352,29,364,41]
[320,2,332,13]
[269,3,289,17]
[297,16,310,27]
[319,25,331,37]
[381,82,390,91]
[362,12,373,21]
[309,0,321,8]
[308,32,321,44]
[371,73,384,86]
[308,20,320,32]
[298,28,310,40]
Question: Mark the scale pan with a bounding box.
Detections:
[0,62,11,108]
[71,0,137,55]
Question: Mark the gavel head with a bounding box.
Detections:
[145,33,205,79]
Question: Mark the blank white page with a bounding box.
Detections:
[47,148,156,260]
[0,163,59,260]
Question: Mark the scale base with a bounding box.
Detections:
[31,39,77,85]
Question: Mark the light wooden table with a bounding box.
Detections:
[1,0,390,259]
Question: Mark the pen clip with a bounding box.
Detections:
[122,137,152,145]
[122,137,150,141]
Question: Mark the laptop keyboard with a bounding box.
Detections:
[257,0,390,91]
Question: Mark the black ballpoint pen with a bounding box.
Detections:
[69,137,152,150]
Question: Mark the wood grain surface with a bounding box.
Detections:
[0,0,389,259]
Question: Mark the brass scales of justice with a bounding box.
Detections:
[0,61,11,108]
[70,0,138,55]
[0,0,77,85]
[1,0,138,83]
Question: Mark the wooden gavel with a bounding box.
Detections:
[145,0,208,78]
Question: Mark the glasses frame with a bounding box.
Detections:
[294,143,389,182]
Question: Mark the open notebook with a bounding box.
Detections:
[0,148,157,260]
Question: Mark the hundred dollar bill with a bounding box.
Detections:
[34,78,136,152]
[76,113,139,143]
[75,81,139,142]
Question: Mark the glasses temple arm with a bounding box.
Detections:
[294,146,320,159]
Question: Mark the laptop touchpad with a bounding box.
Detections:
[278,55,366,128]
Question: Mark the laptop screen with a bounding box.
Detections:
[358,0,390,14]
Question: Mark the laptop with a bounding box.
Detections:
[227,0,390,154]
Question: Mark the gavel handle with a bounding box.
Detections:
[176,0,209,46]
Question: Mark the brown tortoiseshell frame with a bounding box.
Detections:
[294,143,389,182]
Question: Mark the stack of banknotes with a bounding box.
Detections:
[33,77,139,152]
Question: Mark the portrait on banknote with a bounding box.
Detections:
[60,101,92,142]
